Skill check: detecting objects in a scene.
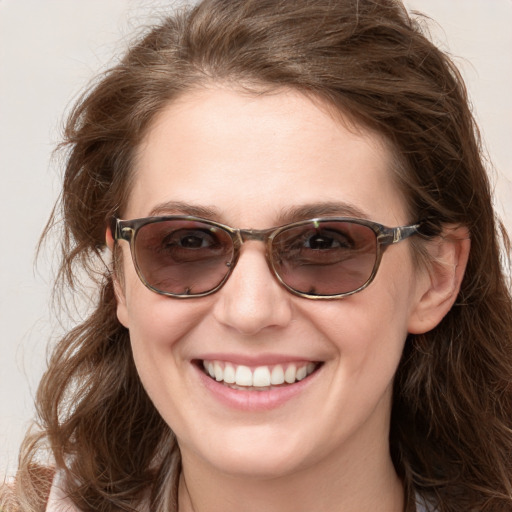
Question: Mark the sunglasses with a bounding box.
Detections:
[112,215,421,299]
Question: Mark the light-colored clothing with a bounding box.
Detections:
[46,472,75,512]
[415,492,437,512]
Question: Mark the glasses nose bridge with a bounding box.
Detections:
[234,227,276,270]
[237,227,275,244]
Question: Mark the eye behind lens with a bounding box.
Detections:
[133,219,235,296]
[271,221,378,296]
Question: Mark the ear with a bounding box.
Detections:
[106,227,130,329]
[407,225,470,334]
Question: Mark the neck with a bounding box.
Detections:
[177,429,404,512]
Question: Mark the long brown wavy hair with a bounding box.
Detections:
[3,1,512,511]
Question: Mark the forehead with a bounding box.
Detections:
[127,86,408,226]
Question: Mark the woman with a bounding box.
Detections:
[2,0,511,511]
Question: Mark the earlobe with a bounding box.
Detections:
[407,225,470,334]
[106,227,130,329]
[105,225,115,251]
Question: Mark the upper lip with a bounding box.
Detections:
[194,353,321,366]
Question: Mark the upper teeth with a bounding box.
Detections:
[202,360,317,388]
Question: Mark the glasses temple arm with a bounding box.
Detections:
[379,223,421,245]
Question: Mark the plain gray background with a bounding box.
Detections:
[1,0,511,477]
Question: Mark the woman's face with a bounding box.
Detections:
[115,87,428,479]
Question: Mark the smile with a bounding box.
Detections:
[201,360,319,390]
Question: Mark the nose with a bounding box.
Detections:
[212,242,293,336]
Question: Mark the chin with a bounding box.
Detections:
[206,451,310,480]
[181,427,317,479]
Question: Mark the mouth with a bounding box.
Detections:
[199,360,321,391]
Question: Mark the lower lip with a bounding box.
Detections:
[194,364,320,411]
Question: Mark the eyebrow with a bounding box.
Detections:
[147,200,370,225]
[277,202,370,224]
[148,201,221,219]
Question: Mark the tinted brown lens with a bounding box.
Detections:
[134,220,234,295]
[271,221,378,296]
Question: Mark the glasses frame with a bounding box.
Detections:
[112,215,421,300]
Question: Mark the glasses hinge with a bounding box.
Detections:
[120,226,134,241]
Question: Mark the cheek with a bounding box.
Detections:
[115,262,196,376]
[310,255,418,382]
[115,244,202,336]
[312,297,409,380]
[123,282,207,354]
[121,289,211,426]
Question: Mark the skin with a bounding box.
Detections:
[111,86,467,512]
